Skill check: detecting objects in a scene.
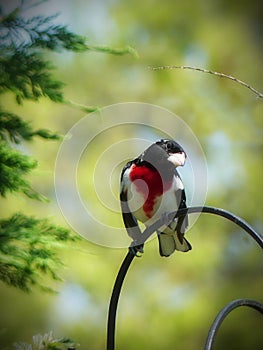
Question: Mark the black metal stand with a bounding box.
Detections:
[205,298,263,350]
[106,250,135,350]
[106,206,263,350]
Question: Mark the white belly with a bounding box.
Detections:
[127,174,183,227]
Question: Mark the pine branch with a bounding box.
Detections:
[0,51,64,103]
[0,2,137,295]
[63,99,99,114]
[0,11,138,57]
[0,13,87,52]
[0,11,137,109]
[0,111,61,143]
[0,213,78,292]
[86,44,139,58]
[0,141,44,199]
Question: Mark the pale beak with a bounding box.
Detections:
[167,152,186,167]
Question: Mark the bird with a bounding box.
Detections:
[120,139,192,257]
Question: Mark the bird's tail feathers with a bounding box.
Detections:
[157,231,191,257]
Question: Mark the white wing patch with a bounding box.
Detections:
[174,174,184,190]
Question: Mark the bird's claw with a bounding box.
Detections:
[129,243,144,257]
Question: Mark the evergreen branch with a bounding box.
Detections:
[150,65,263,99]
[86,44,139,58]
[0,8,20,25]
[0,213,78,292]
[32,128,61,139]
[0,13,87,52]
[0,1,137,297]
[0,51,64,103]
[0,13,138,57]
[0,141,41,198]
[29,22,88,52]
[63,99,100,114]
[0,111,60,143]
[0,10,138,107]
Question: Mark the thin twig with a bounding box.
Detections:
[150,65,263,99]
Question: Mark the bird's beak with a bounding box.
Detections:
[167,152,186,167]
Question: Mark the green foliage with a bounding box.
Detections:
[0,8,137,105]
[0,50,65,104]
[0,13,68,104]
[0,110,60,200]
[0,1,135,349]
[0,2,101,292]
[0,111,60,143]
[0,12,87,52]
[0,141,39,198]
[13,331,78,350]
[0,213,78,292]
[0,0,137,293]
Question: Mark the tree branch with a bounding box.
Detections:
[149,65,263,99]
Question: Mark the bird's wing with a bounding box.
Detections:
[174,169,189,242]
[120,162,142,244]
[175,188,189,237]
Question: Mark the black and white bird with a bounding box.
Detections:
[120,139,192,257]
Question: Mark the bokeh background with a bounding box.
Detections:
[1,0,262,349]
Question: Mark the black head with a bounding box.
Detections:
[154,139,186,167]
[156,139,185,155]
[139,139,186,170]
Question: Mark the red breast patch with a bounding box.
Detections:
[129,164,173,218]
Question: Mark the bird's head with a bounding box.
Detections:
[156,139,186,167]
[139,139,186,177]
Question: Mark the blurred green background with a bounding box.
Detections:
[0,0,262,349]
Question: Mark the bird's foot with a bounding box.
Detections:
[129,243,144,257]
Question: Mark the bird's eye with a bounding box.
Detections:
[166,141,173,150]
[166,141,178,152]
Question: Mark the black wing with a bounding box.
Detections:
[174,172,189,243]
[120,161,143,246]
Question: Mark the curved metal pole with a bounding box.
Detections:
[205,299,263,350]
[107,250,135,350]
[106,205,263,350]
[140,206,263,249]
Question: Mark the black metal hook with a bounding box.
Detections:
[204,298,263,350]
[106,206,263,350]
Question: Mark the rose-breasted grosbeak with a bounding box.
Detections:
[120,139,191,257]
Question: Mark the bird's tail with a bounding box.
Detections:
[157,231,191,257]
